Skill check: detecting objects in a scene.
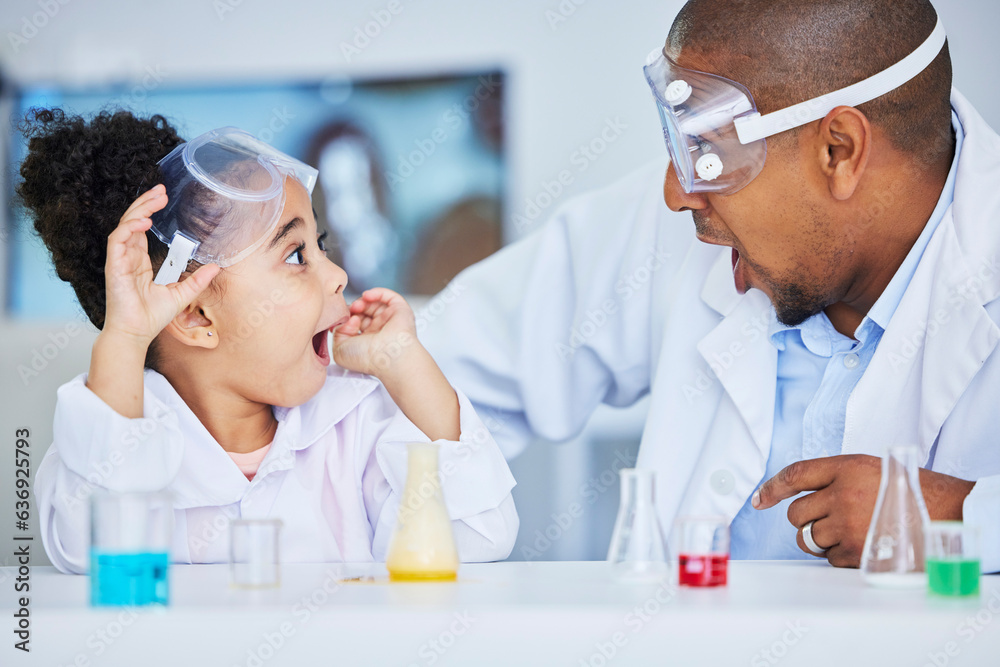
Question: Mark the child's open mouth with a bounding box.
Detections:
[312,329,330,365]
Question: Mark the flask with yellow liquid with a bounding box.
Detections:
[386,442,460,581]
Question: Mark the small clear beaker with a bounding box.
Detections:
[90,490,173,606]
[926,521,980,596]
[607,469,669,583]
[860,445,931,588]
[230,519,283,589]
[676,515,729,587]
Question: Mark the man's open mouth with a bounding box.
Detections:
[732,247,747,295]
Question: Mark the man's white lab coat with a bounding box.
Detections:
[420,90,1000,572]
[34,366,518,574]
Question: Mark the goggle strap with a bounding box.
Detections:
[734,16,947,144]
[153,231,200,286]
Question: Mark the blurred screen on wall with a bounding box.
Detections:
[3,70,506,320]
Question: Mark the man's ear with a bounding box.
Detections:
[163,302,219,350]
[816,105,872,201]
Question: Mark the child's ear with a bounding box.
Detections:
[163,303,218,350]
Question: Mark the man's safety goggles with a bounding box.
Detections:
[643,16,946,195]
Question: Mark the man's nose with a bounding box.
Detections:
[662,163,710,213]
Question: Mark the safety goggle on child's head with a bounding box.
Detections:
[643,16,947,195]
[150,127,318,285]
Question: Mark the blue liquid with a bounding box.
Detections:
[90,550,169,606]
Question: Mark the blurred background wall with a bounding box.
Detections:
[2,0,998,567]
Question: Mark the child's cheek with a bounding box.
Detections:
[273,269,321,310]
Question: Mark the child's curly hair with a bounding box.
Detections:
[16,108,184,367]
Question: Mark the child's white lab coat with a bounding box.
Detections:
[34,366,519,574]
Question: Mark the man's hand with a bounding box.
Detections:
[751,454,976,568]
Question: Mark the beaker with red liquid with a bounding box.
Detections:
[676,516,729,587]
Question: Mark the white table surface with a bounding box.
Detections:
[2,560,998,666]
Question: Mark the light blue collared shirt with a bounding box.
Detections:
[730,112,965,559]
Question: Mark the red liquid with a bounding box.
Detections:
[678,553,728,587]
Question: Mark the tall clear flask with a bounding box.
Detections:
[860,445,931,588]
[386,442,460,581]
[607,468,670,582]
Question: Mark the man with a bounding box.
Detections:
[420,0,1000,571]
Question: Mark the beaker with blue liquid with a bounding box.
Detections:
[90,490,173,606]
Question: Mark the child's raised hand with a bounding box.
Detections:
[332,288,420,378]
[103,185,220,345]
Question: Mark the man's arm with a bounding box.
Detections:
[751,454,977,568]
[419,161,674,456]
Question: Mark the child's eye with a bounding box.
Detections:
[317,231,328,253]
[285,243,307,265]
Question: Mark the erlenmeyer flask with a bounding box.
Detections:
[386,442,460,582]
[607,468,669,582]
[860,445,931,588]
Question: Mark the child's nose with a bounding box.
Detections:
[323,258,348,295]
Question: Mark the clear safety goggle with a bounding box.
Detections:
[643,16,946,195]
[150,127,318,285]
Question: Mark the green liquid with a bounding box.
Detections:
[927,558,980,596]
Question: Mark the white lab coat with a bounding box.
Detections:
[421,90,1000,572]
[34,365,518,574]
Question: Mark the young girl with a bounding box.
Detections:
[20,109,518,574]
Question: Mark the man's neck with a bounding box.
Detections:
[824,155,954,339]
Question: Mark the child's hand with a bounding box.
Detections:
[332,288,420,379]
[103,185,220,346]
[334,287,460,440]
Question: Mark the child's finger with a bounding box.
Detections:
[350,300,380,319]
[362,287,400,302]
[335,314,362,337]
[364,306,390,330]
[353,303,385,323]
[360,297,395,320]
[120,186,167,225]
[119,185,162,219]
[126,218,153,235]
[168,263,220,308]
[354,288,395,309]
[106,218,152,264]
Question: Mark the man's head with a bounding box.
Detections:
[660,0,954,326]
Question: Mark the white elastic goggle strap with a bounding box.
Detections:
[734,16,946,144]
[153,231,200,285]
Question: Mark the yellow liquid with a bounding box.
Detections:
[388,569,458,582]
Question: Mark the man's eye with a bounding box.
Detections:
[285,244,306,265]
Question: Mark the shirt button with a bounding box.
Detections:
[843,353,860,369]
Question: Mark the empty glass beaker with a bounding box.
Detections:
[386,442,460,581]
[607,468,670,583]
[230,518,283,589]
[860,445,931,588]
[90,490,173,606]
